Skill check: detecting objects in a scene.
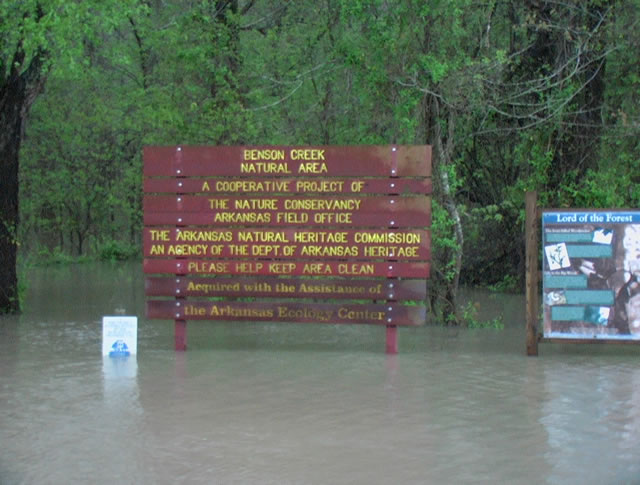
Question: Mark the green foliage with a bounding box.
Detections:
[431,199,461,285]
[461,301,505,329]
[98,239,139,262]
[487,274,518,294]
[6,0,640,313]
[30,246,89,265]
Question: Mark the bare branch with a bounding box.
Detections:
[240,3,289,31]
[247,80,304,111]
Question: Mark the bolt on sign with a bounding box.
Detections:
[542,210,640,341]
[143,145,432,352]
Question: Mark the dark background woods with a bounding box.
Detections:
[2,0,638,319]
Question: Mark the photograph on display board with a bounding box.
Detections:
[543,211,640,340]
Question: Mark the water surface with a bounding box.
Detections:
[1,263,640,484]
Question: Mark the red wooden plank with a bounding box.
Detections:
[143,145,431,177]
[143,209,430,228]
[143,228,430,260]
[143,259,430,278]
[144,194,429,213]
[144,177,432,195]
[145,276,427,300]
[142,195,430,228]
[146,300,426,326]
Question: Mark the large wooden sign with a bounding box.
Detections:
[143,145,432,352]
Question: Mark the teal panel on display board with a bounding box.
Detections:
[545,232,594,243]
[566,244,613,258]
[544,274,588,288]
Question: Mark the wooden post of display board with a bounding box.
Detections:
[525,191,540,356]
[143,145,432,352]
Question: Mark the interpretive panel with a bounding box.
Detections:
[542,210,640,340]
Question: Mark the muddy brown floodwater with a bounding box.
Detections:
[1,262,640,484]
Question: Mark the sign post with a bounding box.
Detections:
[525,191,539,356]
[143,145,432,352]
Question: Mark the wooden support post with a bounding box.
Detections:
[175,319,187,351]
[525,191,539,356]
[386,325,398,354]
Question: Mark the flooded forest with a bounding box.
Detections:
[2,1,639,317]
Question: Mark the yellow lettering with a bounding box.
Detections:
[233,199,278,210]
[397,246,419,258]
[298,162,328,174]
[237,231,290,243]
[338,263,374,275]
[313,212,352,224]
[186,262,229,273]
[303,263,333,275]
[213,212,272,224]
[150,230,170,241]
[276,212,308,224]
[209,199,229,209]
[149,244,165,255]
[295,180,344,192]
[235,262,264,273]
[354,232,421,244]
[176,230,232,242]
[168,244,208,256]
[215,180,291,192]
[240,162,291,174]
[268,262,296,274]
[290,148,325,160]
[338,308,384,321]
[293,231,347,243]
[243,149,286,161]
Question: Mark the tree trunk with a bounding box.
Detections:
[433,110,464,324]
[424,95,464,324]
[0,49,47,313]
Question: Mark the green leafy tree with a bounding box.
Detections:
[2,0,139,310]
[11,0,640,324]
[1,1,52,312]
[335,0,490,322]
[335,0,626,319]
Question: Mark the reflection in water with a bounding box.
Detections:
[621,371,640,463]
[102,356,139,403]
[542,360,640,484]
[1,263,640,484]
[100,356,145,481]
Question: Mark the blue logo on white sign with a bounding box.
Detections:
[109,339,130,356]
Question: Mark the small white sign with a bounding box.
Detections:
[102,316,138,356]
